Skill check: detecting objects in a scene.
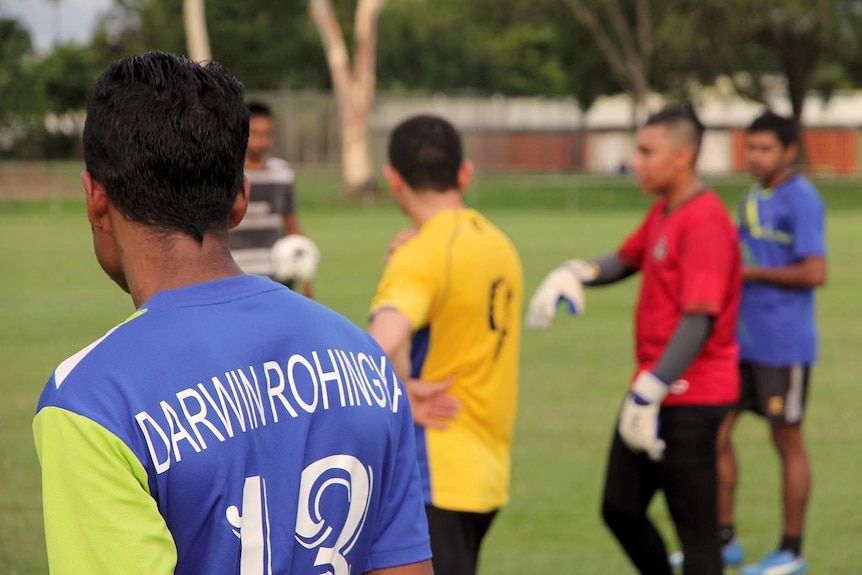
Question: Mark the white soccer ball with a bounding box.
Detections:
[270,235,320,283]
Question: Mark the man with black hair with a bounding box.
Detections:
[368,114,523,575]
[33,51,432,575]
[229,101,314,297]
[717,110,826,575]
[527,104,740,575]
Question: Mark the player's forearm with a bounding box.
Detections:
[368,309,413,382]
[584,253,637,286]
[652,314,715,383]
[283,213,303,236]
[744,256,826,288]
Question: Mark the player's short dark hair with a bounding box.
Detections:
[645,104,705,162]
[247,101,272,118]
[83,51,249,243]
[747,110,798,147]
[388,115,462,192]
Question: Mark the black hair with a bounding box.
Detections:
[83,50,249,242]
[645,103,705,162]
[388,115,462,192]
[747,110,798,147]
[247,101,272,118]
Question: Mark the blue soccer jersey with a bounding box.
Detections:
[34,275,431,575]
[737,174,826,365]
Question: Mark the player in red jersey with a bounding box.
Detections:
[527,105,741,575]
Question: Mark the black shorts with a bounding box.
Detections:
[736,362,811,424]
[425,505,498,575]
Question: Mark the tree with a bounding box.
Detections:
[728,1,843,131]
[0,18,38,123]
[377,0,603,99]
[561,0,671,123]
[100,0,327,89]
[310,0,386,196]
[183,0,211,62]
[695,0,861,165]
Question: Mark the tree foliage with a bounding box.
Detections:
[2,0,861,133]
[0,18,39,122]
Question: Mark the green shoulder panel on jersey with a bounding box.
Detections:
[33,406,177,575]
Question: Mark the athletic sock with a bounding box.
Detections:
[719,524,735,547]
[779,535,802,556]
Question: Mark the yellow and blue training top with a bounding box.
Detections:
[371,208,523,513]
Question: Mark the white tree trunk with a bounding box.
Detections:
[310,0,386,196]
[184,0,212,63]
[341,102,375,195]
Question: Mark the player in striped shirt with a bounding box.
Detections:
[229,101,313,297]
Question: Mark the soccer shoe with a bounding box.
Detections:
[740,549,808,575]
[667,537,744,569]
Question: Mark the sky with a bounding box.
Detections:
[1,0,113,51]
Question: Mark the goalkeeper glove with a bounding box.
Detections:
[525,259,598,329]
[618,371,669,461]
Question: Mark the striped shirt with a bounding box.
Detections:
[229,157,296,276]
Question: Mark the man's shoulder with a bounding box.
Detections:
[782,175,824,209]
[37,313,148,414]
[266,157,294,172]
[682,190,733,224]
[247,157,295,185]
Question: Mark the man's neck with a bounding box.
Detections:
[245,155,267,170]
[123,231,244,308]
[664,172,703,209]
[763,167,793,190]
[408,190,466,228]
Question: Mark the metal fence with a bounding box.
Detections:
[246,90,862,176]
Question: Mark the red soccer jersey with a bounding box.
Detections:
[618,190,741,406]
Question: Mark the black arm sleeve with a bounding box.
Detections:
[651,314,715,383]
[585,253,637,286]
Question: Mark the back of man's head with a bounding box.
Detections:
[388,115,462,192]
[83,51,249,242]
[747,110,797,148]
[644,104,705,163]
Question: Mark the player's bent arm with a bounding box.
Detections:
[367,559,435,575]
[369,308,460,427]
[34,407,176,575]
[283,212,303,236]
[618,314,714,461]
[280,214,316,298]
[587,253,638,286]
[369,307,412,382]
[743,254,826,288]
[651,313,715,383]
[525,253,635,329]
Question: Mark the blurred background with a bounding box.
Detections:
[2,2,862,574]
[2,0,862,200]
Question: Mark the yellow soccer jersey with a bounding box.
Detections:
[371,208,523,513]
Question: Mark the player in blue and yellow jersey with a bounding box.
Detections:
[718,111,826,575]
[33,51,432,575]
[369,115,523,575]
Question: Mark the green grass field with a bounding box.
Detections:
[1,171,861,573]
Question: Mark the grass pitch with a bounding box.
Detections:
[1,169,860,574]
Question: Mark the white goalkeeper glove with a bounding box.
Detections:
[525,259,598,329]
[618,371,670,461]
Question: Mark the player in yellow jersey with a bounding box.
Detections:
[369,115,523,575]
